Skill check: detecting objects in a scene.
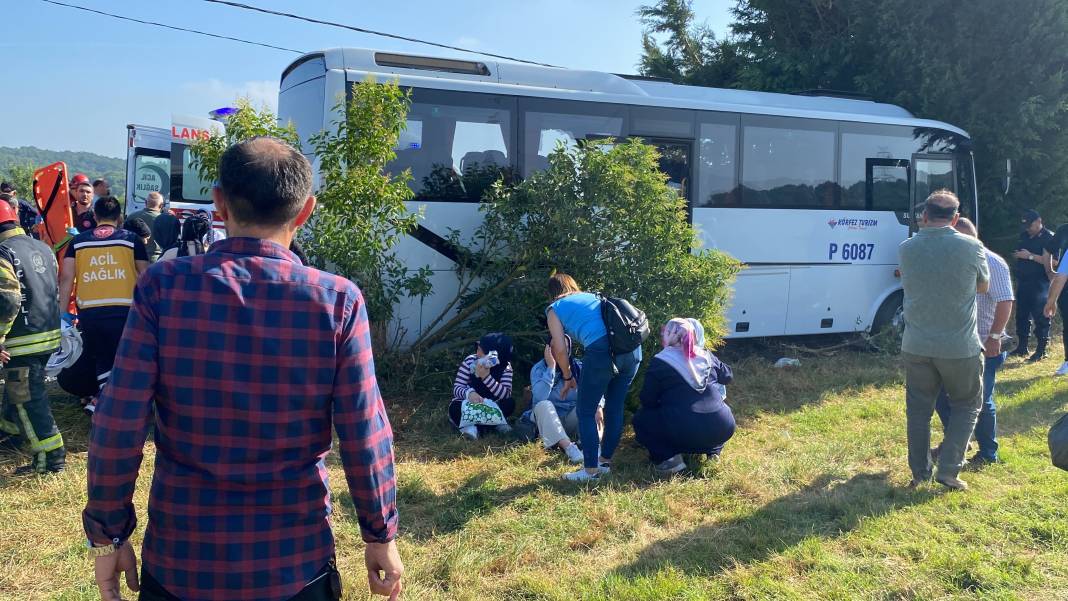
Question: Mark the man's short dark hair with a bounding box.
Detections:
[217,137,312,226]
[123,217,152,239]
[923,189,959,220]
[93,195,122,221]
[93,178,107,187]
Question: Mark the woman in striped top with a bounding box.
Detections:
[449,333,515,440]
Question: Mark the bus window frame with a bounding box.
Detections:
[694,112,741,209]
[281,53,326,93]
[739,114,840,210]
[910,152,958,235]
[518,97,629,178]
[629,106,696,139]
[391,87,519,203]
[865,157,910,217]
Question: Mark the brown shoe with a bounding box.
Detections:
[907,477,930,489]
[935,476,968,491]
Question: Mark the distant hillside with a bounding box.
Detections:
[0,146,126,200]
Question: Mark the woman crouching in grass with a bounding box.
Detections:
[633,318,736,475]
[449,333,515,440]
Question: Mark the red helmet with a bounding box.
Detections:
[0,201,18,225]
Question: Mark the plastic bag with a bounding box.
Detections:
[1049,413,1068,471]
[458,398,508,428]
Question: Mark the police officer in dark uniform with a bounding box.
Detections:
[1011,208,1056,362]
[0,199,64,474]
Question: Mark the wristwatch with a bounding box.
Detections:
[1029,254,1035,261]
[86,537,123,557]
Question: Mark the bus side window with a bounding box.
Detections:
[840,123,920,212]
[388,95,515,203]
[520,103,624,178]
[695,118,738,207]
[740,115,836,208]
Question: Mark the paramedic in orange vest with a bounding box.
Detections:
[58,196,148,415]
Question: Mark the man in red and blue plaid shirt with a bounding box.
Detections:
[83,137,403,601]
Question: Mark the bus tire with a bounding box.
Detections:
[870,290,904,335]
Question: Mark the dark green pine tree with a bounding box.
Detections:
[639,0,1068,251]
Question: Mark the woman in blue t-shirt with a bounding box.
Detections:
[546,273,642,482]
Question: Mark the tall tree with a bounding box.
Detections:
[640,0,1068,249]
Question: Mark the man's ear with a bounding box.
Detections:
[292,196,316,229]
[950,213,960,226]
[212,187,230,222]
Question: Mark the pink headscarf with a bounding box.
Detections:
[656,318,713,390]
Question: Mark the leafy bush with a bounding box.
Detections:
[303,79,430,346]
[188,85,431,349]
[409,138,740,391]
[188,98,302,189]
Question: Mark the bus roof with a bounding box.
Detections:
[283,48,969,138]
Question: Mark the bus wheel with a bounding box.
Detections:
[870,290,904,335]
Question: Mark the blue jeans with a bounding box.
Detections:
[935,352,1004,461]
[576,336,641,469]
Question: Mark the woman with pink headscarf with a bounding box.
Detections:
[633,318,736,475]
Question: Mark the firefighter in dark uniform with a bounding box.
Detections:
[0,199,64,474]
[1011,208,1057,362]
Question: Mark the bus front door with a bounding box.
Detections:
[910,154,956,235]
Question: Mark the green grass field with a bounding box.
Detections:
[1,344,1066,600]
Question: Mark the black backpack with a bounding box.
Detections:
[598,293,650,354]
[1050,413,1068,472]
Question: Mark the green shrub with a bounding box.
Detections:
[409,139,740,394]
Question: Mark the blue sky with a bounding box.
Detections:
[2,0,731,158]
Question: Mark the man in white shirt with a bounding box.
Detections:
[935,217,1014,466]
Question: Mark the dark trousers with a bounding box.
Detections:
[139,560,341,601]
[0,354,64,468]
[448,397,516,430]
[935,352,1005,462]
[633,404,736,463]
[1015,279,1051,347]
[80,314,128,394]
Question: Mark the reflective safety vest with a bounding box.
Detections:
[0,228,61,357]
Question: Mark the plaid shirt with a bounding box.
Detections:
[977,250,1014,340]
[82,237,398,601]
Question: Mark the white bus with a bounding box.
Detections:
[277,48,978,341]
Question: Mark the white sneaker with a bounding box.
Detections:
[1056,361,1068,377]
[459,425,478,440]
[563,467,602,482]
[564,444,584,463]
